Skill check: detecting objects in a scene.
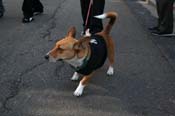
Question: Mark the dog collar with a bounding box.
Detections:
[74,46,90,70]
[75,55,90,70]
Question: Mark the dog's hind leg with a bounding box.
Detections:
[107,36,115,76]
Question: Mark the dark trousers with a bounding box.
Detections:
[156,0,174,33]
[80,0,105,34]
[0,0,4,13]
[22,0,43,18]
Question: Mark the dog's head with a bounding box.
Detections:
[45,27,90,63]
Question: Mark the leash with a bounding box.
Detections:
[84,0,93,34]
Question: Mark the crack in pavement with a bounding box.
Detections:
[42,0,66,41]
[0,61,46,113]
[0,0,66,114]
[0,78,22,113]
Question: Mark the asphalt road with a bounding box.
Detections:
[0,0,175,116]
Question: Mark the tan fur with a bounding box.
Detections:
[45,11,118,96]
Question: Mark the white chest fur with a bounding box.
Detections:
[65,56,85,68]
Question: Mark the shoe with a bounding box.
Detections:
[22,17,34,23]
[148,26,159,31]
[151,30,174,36]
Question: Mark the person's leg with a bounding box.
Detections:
[90,0,105,34]
[156,0,163,28]
[150,0,164,30]
[159,0,174,33]
[151,0,174,35]
[33,0,43,13]
[0,0,4,17]
[22,0,33,18]
[22,0,34,22]
[80,0,91,32]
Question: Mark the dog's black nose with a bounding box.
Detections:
[45,55,49,60]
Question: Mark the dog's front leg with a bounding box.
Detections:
[74,73,93,97]
[71,72,79,81]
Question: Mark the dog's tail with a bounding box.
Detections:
[94,11,118,35]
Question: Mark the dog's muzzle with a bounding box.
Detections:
[44,54,49,60]
[44,54,62,62]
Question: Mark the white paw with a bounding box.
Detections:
[73,82,85,97]
[107,66,114,76]
[71,72,79,81]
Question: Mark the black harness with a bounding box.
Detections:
[75,35,107,75]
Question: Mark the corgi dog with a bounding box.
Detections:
[45,11,118,96]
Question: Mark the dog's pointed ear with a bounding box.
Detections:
[67,26,76,38]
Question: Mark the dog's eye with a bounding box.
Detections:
[56,47,64,53]
[57,47,62,50]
